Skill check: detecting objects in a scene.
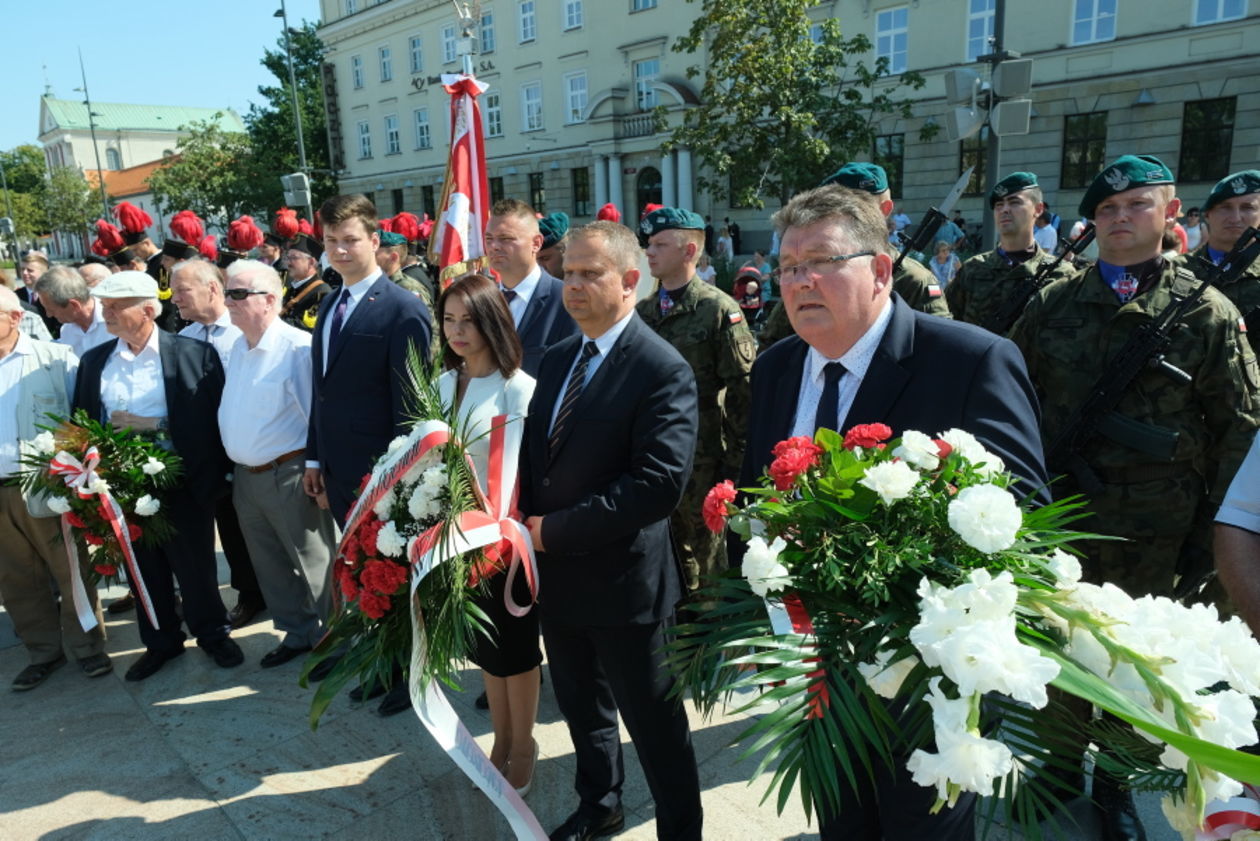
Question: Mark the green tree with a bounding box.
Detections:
[7,192,48,240]
[244,22,335,215]
[147,117,256,228]
[42,165,96,243]
[666,0,931,208]
[0,145,48,195]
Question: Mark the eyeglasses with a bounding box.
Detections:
[224,288,268,301]
[770,251,875,284]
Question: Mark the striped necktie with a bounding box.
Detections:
[549,341,600,457]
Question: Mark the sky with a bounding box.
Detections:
[0,0,323,153]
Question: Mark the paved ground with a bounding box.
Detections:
[0,554,1181,840]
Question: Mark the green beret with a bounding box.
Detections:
[1079,155,1175,219]
[638,206,705,238]
[819,162,888,194]
[379,230,408,247]
[989,171,1039,207]
[1205,170,1260,212]
[539,212,570,249]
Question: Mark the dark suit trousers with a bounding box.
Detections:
[132,490,231,653]
[325,472,355,530]
[214,494,264,607]
[541,614,703,841]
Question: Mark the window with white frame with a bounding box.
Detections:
[105,148,121,170]
[1194,0,1246,24]
[346,0,358,13]
[564,0,583,29]
[485,92,503,137]
[967,0,995,61]
[1071,0,1116,45]
[564,71,588,123]
[409,36,423,73]
[442,24,457,63]
[379,46,393,82]
[633,58,659,111]
[875,7,908,74]
[631,0,656,9]
[518,1,536,42]
[521,82,543,131]
[351,54,364,88]
[413,109,431,149]
[481,11,496,52]
[357,120,372,158]
[384,114,400,154]
[808,23,824,43]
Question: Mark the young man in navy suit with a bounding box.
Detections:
[742,186,1048,841]
[484,199,577,376]
[522,221,703,841]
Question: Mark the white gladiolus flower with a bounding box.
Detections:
[375,520,406,558]
[858,460,920,505]
[134,495,161,517]
[947,484,1021,553]
[31,431,56,455]
[892,430,941,471]
[372,486,397,521]
[1160,794,1201,839]
[1045,549,1081,587]
[857,650,919,699]
[46,496,71,514]
[141,457,166,476]
[906,678,1014,804]
[742,536,792,598]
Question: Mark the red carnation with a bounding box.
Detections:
[65,511,87,529]
[359,590,392,620]
[768,436,823,491]
[359,518,386,557]
[934,439,953,460]
[843,423,894,450]
[94,563,117,576]
[128,523,143,541]
[84,533,105,547]
[360,559,408,596]
[702,480,737,534]
[335,562,359,600]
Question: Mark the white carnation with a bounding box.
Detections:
[892,430,941,471]
[857,649,919,700]
[134,495,161,517]
[937,428,1005,478]
[1045,549,1082,587]
[742,535,792,598]
[420,465,447,489]
[46,496,71,514]
[401,449,442,485]
[141,457,166,476]
[375,520,406,558]
[87,477,111,496]
[386,435,409,455]
[858,460,920,505]
[947,484,1021,554]
[31,431,56,455]
[906,678,1014,804]
[408,482,442,522]
[372,486,397,521]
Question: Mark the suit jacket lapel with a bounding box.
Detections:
[516,270,553,338]
[547,316,637,464]
[326,277,385,373]
[843,297,915,430]
[771,338,808,444]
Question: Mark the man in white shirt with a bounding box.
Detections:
[1033,211,1060,252]
[170,260,265,628]
[36,266,112,357]
[0,285,110,691]
[220,260,337,670]
[78,261,112,289]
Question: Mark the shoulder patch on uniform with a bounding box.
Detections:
[728,311,743,324]
[928,284,942,297]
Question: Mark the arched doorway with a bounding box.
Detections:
[636,167,662,215]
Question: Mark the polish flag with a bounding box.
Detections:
[429,74,491,288]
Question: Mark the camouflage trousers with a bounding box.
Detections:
[672,468,728,592]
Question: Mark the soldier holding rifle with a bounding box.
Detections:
[1188,169,1260,353]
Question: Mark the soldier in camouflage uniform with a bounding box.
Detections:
[1009,154,1260,841]
[1186,169,1260,354]
[946,171,1076,333]
[378,230,439,357]
[761,162,949,348]
[635,207,756,591]
[536,212,569,280]
[279,233,333,332]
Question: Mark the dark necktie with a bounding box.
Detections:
[813,361,847,435]
[502,288,518,304]
[328,288,351,352]
[202,323,213,343]
[549,341,600,457]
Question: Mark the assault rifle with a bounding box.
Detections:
[893,166,972,274]
[983,224,1096,335]
[1045,227,1260,494]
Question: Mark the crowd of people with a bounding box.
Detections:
[1,151,1260,841]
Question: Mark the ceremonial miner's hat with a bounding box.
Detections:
[288,233,324,260]
[114,201,154,246]
[391,212,427,254]
[595,203,622,223]
[1204,170,1260,213]
[162,211,205,260]
[269,207,300,248]
[539,212,570,249]
[820,162,888,194]
[1079,155,1174,219]
[217,215,265,269]
[989,172,1039,207]
[90,220,138,267]
[198,234,219,262]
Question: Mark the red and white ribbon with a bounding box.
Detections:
[1198,785,1260,839]
[763,592,830,719]
[49,446,159,630]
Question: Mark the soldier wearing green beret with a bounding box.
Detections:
[946,171,1076,332]
[536,212,569,280]
[377,229,438,354]
[1009,154,1260,841]
[635,206,756,592]
[760,163,950,348]
[1186,170,1260,354]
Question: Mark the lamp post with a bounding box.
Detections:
[76,49,111,222]
[274,2,309,179]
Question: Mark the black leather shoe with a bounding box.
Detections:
[12,655,67,691]
[107,593,135,615]
[260,644,311,669]
[376,682,412,717]
[349,681,388,703]
[200,637,245,668]
[475,690,489,709]
[228,601,264,630]
[1093,771,1147,841]
[307,653,340,682]
[125,646,185,681]
[549,807,625,841]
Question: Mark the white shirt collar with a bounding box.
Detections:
[2,332,34,363]
[111,325,162,361]
[804,298,893,386]
[504,264,542,302]
[253,318,286,352]
[586,308,635,357]
[343,270,381,303]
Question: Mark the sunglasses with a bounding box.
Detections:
[225,289,268,301]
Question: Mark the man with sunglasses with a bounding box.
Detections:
[739,183,1047,841]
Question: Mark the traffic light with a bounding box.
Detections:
[281,172,311,207]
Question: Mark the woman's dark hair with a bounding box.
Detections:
[437,273,523,377]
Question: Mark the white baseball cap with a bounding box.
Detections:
[91,270,159,299]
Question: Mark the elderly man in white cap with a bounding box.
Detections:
[71,271,243,681]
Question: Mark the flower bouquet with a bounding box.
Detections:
[683,424,1260,839]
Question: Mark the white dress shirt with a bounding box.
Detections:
[549,309,634,433]
[321,269,382,374]
[1034,223,1059,252]
[220,319,314,467]
[791,299,893,440]
[56,300,111,358]
[502,264,541,327]
[179,309,241,372]
[0,334,35,477]
[100,327,167,422]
